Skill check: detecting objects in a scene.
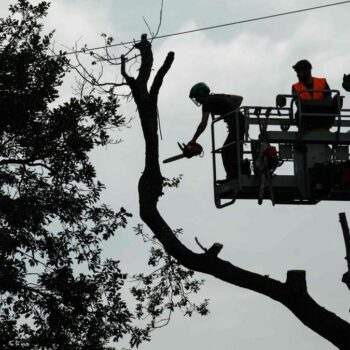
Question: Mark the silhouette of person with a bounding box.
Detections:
[188,82,248,181]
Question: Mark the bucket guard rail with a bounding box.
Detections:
[211,89,350,208]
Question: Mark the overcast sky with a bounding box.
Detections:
[1,1,350,349]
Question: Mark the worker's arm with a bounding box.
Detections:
[189,112,210,144]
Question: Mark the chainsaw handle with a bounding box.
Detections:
[177,142,184,152]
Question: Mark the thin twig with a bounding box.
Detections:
[195,237,207,252]
[154,0,164,38]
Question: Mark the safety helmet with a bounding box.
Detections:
[189,82,210,106]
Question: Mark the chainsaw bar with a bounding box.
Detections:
[163,153,186,163]
[163,142,186,164]
[163,142,203,164]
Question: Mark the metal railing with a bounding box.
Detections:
[211,91,350,207]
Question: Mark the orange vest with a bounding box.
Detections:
[292,77,327,100]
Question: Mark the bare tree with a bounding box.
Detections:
[73,33,350,349]
[120,35,350,350]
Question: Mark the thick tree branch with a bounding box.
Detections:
[138,204,350,349]
[150,51,175,101]
[286,270,307,293]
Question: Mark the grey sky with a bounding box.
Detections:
[1,1,350,349]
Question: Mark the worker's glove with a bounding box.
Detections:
[183,142,203,158]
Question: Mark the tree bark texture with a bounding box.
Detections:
[121,35,350,350]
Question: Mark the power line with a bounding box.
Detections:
[65,1,350,55]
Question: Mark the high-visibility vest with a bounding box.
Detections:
[293,77,327,100]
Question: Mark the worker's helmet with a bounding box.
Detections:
[189,82,210,106]
[293,59,312,71]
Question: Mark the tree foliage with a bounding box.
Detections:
[0,2,208,349]
[0,1,132,348]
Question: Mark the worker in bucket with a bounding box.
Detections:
[291,59,334,130]
[292,59,331,99]
[188,82,249,182]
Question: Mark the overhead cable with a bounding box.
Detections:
[65,1,350,55]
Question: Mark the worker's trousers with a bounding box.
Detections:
[222,127,244,179]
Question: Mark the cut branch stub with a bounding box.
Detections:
[206,243,223,259]
[135,34,153,84]
[286,270,307,293]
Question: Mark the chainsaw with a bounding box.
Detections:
[163,142,203,164]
